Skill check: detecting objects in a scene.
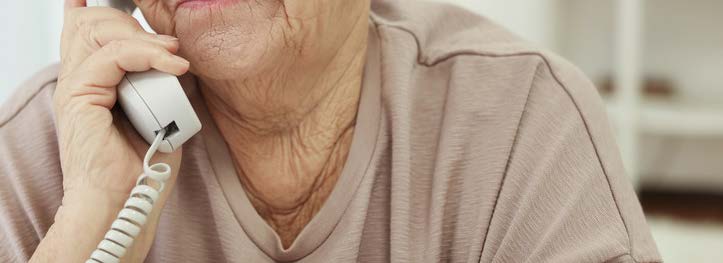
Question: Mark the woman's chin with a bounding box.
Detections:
[181,39,280,80]
[172,3,286,79]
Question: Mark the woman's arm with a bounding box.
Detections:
[479,59,661,263]
[31,190,125,262]
[28,1,188,262]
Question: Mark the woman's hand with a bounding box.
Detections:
[31,1,189,262]
[56,1,188,195]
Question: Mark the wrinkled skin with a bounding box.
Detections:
[139,0,363,79]
[35,1,369,261]
[136,0,371,248]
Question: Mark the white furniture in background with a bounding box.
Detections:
[612,0,643,186]
[433,0,647,184]
[437,0,723,192]
[561,0,723,192]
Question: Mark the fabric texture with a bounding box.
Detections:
[0,0,661,262]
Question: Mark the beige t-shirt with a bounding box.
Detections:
[0,1,661,262]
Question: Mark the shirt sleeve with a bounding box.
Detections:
[479,57,661,263]
[0,76,64,262]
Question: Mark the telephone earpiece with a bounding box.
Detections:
[87,0,201,153]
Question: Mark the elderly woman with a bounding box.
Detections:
[0,0,660,262]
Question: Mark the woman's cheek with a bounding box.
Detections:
[176,22,283,79]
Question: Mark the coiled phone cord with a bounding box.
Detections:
[86,129,171,263]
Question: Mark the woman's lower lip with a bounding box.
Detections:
[178,0,240,9]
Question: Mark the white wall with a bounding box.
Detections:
[643,0,723,102]
[432,0,561,50]
[0,2,63,104]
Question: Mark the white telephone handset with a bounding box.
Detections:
[88,0,201,153]
[83,1,200,262]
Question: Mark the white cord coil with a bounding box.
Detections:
[86,129,171,263]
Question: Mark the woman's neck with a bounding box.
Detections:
[199,14,369,248]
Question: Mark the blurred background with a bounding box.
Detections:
[1,1,722,262]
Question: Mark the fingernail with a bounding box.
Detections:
[157,34,178,42]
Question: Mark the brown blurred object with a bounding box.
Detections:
[639,190,723,223]
[598,76,675,97]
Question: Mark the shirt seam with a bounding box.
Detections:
[0,81,56,128]
[371,25,637,262]
[534,54,636,260]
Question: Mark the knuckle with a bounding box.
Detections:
[63,8,80,23]
[133,27,150,39]
[85,22,103,48]
[104,40,125,54]
[67,9,140,48]
[70,19,102,51]
[73,14,93,34]
[149,45,166,56]
[105,7,133,20]
[105,40,138,64]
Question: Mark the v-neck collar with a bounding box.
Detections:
[194,21,382,261]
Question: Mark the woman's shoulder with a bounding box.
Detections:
[0,63,60,128]
[370,0,600,110]
[0,64,63,262]
[0,63,62,183]
[371,0,606,136]
[0,63,62,176]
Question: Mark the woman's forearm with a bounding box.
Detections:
[30,189,125,263]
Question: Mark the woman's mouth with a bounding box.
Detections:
[177,0,241,9]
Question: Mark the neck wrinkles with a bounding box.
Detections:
[197,11,369,248]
